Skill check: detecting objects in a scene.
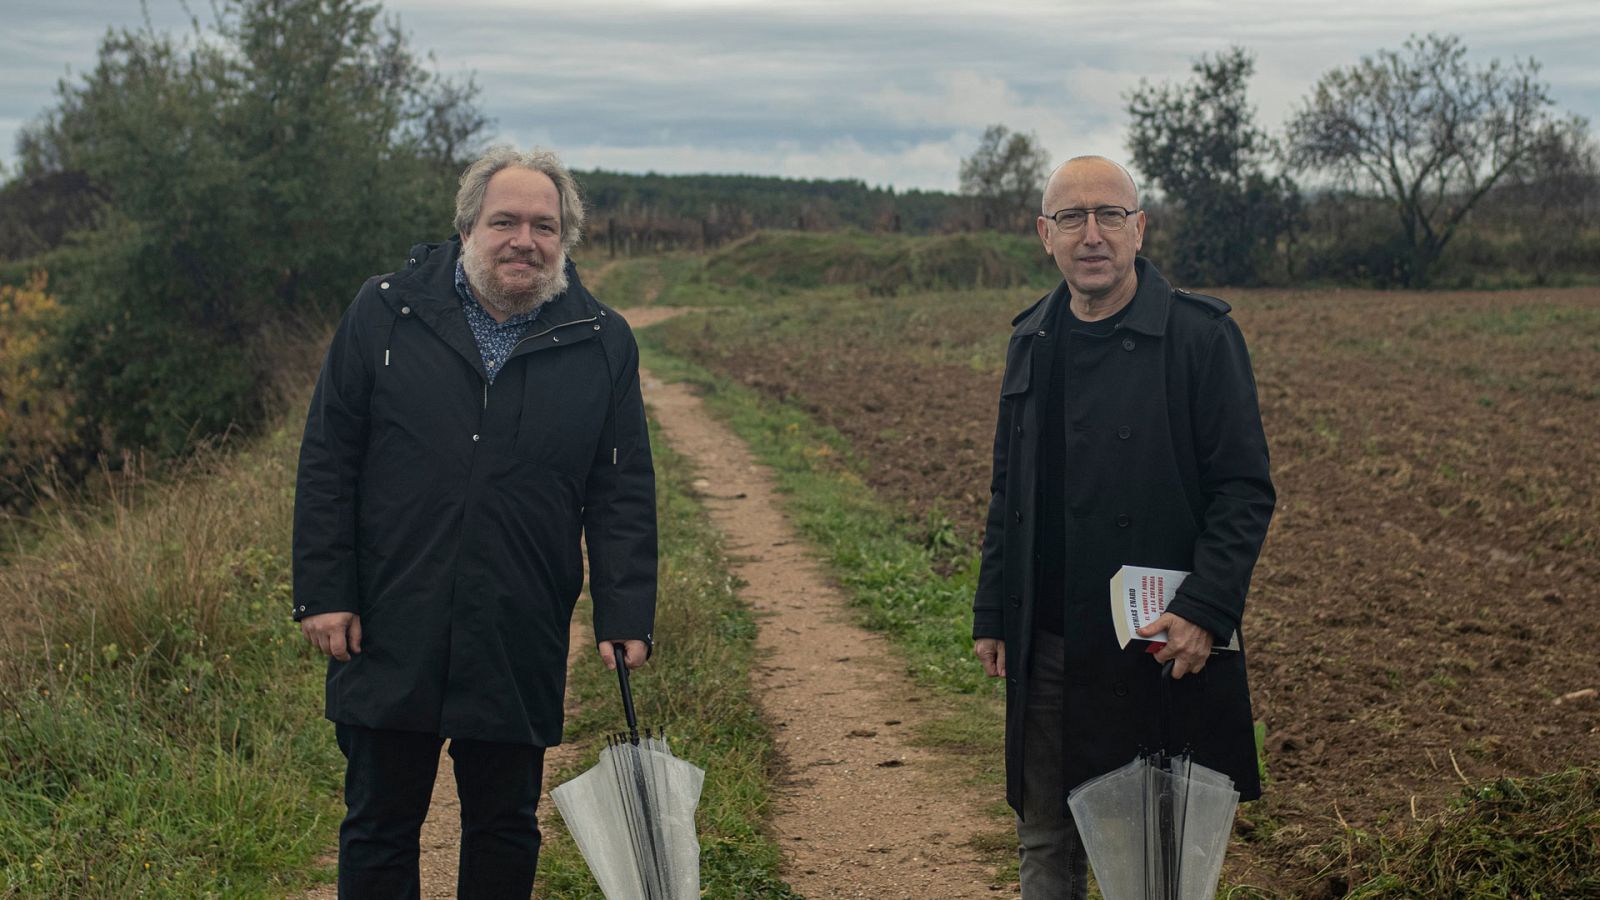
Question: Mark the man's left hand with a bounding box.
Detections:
[599,640,649,671]
[1138,613,1213,678]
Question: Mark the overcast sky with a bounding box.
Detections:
[3,0,1597,192]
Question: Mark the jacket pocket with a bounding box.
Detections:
[1000,339,1033,398]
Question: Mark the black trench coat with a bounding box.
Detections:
[973,258,1274,811]
[292,238,656,746]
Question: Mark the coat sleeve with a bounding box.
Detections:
[291,290,376,621]
[584,321,659,650]
[972,368,1016,641]
[1166,316,1275,641]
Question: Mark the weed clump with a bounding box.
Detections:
[1337,767,1600,897]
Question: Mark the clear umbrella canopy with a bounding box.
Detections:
[552,731,704,899]
[1068,751,1238,900]
[551,646,705,900]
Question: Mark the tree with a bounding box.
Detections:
[960,125,1050,233]
[1490,121,1600,285]
[1126,47,1300,286]
[13,0,488,456]
[1285,33,1587,287]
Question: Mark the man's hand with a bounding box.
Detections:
[301,611,362,661]
[1138,612,1212,678]
[600,640,649,671]
[973,638,1006,678]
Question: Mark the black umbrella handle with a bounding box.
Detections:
[613,642,641,745]
[1160,659,1178,756]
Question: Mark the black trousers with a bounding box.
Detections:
[335,723,547,900]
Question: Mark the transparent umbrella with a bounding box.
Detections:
[1066,662,1240,900]
[551,645,705,899]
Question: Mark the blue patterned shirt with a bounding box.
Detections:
[455,260,542,384]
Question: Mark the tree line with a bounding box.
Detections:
[960,35,1599,289]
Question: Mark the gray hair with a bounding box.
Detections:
[454,146,586,251]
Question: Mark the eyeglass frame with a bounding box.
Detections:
[1043,205,1142,232]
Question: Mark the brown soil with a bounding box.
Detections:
[652,285,1600,894]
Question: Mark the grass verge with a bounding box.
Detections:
[534,427,800,899]
[0,428,342,897]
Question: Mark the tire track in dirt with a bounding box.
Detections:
[630,306,1010,897]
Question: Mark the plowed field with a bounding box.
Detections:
[652,282,1600,891]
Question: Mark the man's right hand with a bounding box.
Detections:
[973,638,1005,678]
[301,611,362,661]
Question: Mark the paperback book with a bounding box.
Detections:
[1109,564,1239,652]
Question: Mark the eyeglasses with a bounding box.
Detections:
[1045,206,1140,231]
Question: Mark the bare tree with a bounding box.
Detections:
[960,124,1050,233]
[1285,33,1587,286]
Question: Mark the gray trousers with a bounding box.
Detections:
[1017,629,1090,898]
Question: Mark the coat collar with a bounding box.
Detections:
[1012,257,1174,338]
[380,238,602,372]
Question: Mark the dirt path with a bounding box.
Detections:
[308,305,1008,897]
[632,307,1009,897]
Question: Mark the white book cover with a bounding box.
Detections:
[1109,564,1239,651]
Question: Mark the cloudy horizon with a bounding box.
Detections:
[3,0,1597,193]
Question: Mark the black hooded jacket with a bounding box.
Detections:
[292,238,656,746]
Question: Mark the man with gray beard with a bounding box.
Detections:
[293,146,657,898]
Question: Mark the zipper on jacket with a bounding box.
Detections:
[511,314,600,354]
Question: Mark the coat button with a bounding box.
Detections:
[552,336,561,343]
[1009,593,1021,608]
[379,281,390,290]
[1113,682,1129,697]
[471,434,480,442]
[400,306,411,316]
[1015,424,1024,435]
[1116,513,1131,527]
[1117,425,1131,439]
[593,324,601,331]
[1014,510,1024,522]
[1037,330,1047,337]
[1122,338,1135,351]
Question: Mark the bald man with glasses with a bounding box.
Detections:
[971,156,1275,896]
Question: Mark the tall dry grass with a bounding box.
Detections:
[0,347,341,895]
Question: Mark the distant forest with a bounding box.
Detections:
[574,170,976,255]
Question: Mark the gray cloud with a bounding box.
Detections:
[2,0,1596,190]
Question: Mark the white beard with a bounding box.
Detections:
[462,240,569,317]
